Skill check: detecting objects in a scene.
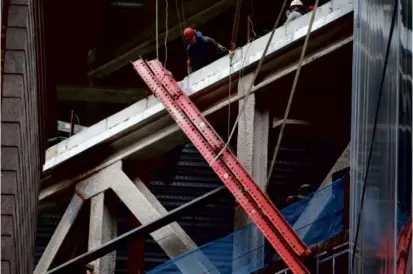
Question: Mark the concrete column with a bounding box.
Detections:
[88,192,117,274]
[233,74,270,272]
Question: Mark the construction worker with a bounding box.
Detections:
[285,0,308,24]
[286,184,312,205]
[184,28,227,74]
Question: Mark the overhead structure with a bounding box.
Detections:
[132,59,312,274]
[43,0,354,173]
[36,1,355,272]
[45,186,229,273]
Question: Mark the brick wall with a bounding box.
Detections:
[1,0,47,273]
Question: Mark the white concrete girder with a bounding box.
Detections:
[40,36,354,201]
[38,162,205,273]
[111,172,218,274]
[132,177,220,274]
[43,1,353,174]
[76,161,122,200]
[272,118,311,128]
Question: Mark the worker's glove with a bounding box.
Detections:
[186,59,192,75]
[219,45,227,52]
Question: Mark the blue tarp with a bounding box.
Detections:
[147,177,345,274]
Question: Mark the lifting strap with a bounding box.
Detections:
[230,0,243,51]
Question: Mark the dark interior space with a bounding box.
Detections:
[42,0,327,129]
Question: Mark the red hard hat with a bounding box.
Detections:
[184,28,196,39]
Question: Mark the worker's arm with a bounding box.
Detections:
[285,11,303,24]
[205,36,227,53]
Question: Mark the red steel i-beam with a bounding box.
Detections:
[146,60,310,256]
[132,59,311,274]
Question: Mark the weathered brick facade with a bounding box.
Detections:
[2,0,49,273]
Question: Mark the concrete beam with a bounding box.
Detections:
[87,0,237,79]
[272,118,311,128]
[132,177,220,274]
[41,3,354,199]
[88,193,117,274]
[75,161,122,200]
[233,74,269,270]
[34,194,84,274]
[129,176,197,252]
[57,85,145,104]
[43,2,353,173]
[41,34,354,200]
[40,162,121,201]
[111,172,196,257]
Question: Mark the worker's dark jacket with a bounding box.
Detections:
[187,31,226,72]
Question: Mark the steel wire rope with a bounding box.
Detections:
[156,0,159,59]
[175,0,187,51]
[350,1,398,272]
[236,21,257,144]
[164,0,169,68]
[211,0,290,164]
[175,0,191,79]
[227,0,244,140]
[266,0,320,184]
[227,0,261,141]
[230,0,243,51]
[180,0,186,23]
[237,1,257,141]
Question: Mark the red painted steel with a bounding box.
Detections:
[132,59,311,274]
[146,59,310,256]
[397,220,412,274]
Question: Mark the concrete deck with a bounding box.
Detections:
[44,0,353,173]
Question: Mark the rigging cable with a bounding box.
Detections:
[164,0,169,68]
[175,0,185,44]
[236,1,257,140]
[212,0,290,164]
[156,0,159,59]
[175,0,191,78]
[230,0,243,51]
[350,1,398,272]
[180,0,186,23]
[266,0,320,184]
[227,0,244,140]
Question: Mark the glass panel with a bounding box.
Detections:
[351,0,412,273]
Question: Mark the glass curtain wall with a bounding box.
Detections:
[350,0,412,273]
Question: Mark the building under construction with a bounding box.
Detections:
[1,0,412,273]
